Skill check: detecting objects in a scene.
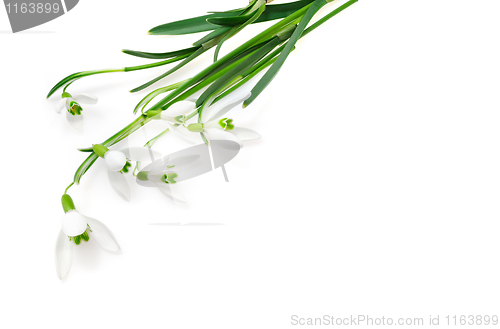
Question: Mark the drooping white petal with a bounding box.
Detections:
[104,151,127,171]
[66,111,83,131]
[62,210,88,237]
[55,98,67,114]
[152,181,186,203]
[107,170,131,202]
[141,152,202,179]
[165,100,196,116]
[230,127,261,141]
[120,147,161,162]
[202,92,251,123]
[84,216,120,252]
[169,123,200,144]
[55,229,73,281]
[73,94,98,105]
[204,128,243,146]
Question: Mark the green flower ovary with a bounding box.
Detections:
[68,101,83,116]
[218,118,234,130]
[70,226,91,245]
[161,173,178,184]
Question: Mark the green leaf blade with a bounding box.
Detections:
[244,0,326,107]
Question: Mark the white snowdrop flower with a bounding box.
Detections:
[92,144,160,201]
[186,92,261,145]
[55,194,120,281]
[55,92,98,130]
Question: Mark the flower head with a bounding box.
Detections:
[55,194,120,280]
[187,92,261,145]
[55,92,98,130]
[92,144,160,201]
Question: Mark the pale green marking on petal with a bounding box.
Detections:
[161,173,178,184]
[218,118,234,130]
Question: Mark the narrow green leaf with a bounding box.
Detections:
[148,0,313,35]
[122,46,199,60]
[213,1,266,62]
[148,11,241,35]
[244,0,326,107]
[133,79,189,115]
[207,12,259,27]
[198,36,282,107]
[256,0,315,23]
[192,27,231,47]
[130,47,208,93]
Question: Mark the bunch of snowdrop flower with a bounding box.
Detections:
[47,0,358,279]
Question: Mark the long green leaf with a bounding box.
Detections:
[192,27,231,47]
[198,37,283,107]
[244,0,326,107]
[122,46,199,60]
[148,11,240,35]
[130,47,208,92]
[207,12,260,27]
[148,0,314,35]
[213,1,266,62]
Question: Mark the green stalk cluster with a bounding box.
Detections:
[48,0,358,188]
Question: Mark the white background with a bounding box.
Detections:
[1,0,500,328]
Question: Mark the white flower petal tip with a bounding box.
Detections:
[201,91,252,123]
[167,101,196,116]
[154,182,186,204]
[107,170,131,202]
[66,111,84,131]
[120,147,161,162]
[55,229,73,281]
[169,123,199,144]
[62,211,88,236]
[231,127,261,141]
[205,128,243,145]
[105,151,127,171]
[85,216,121,252]
[55,98,67,114]
[73,94,98,105]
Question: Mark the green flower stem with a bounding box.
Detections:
[64,182,74,194]
[133,128,171,176]
[301,0,358,38]
[134,79,190,115]
[130,47,209,92]
[47,53,193,98]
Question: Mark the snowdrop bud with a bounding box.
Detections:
[62,211,88,237]
[104,151,127,172]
